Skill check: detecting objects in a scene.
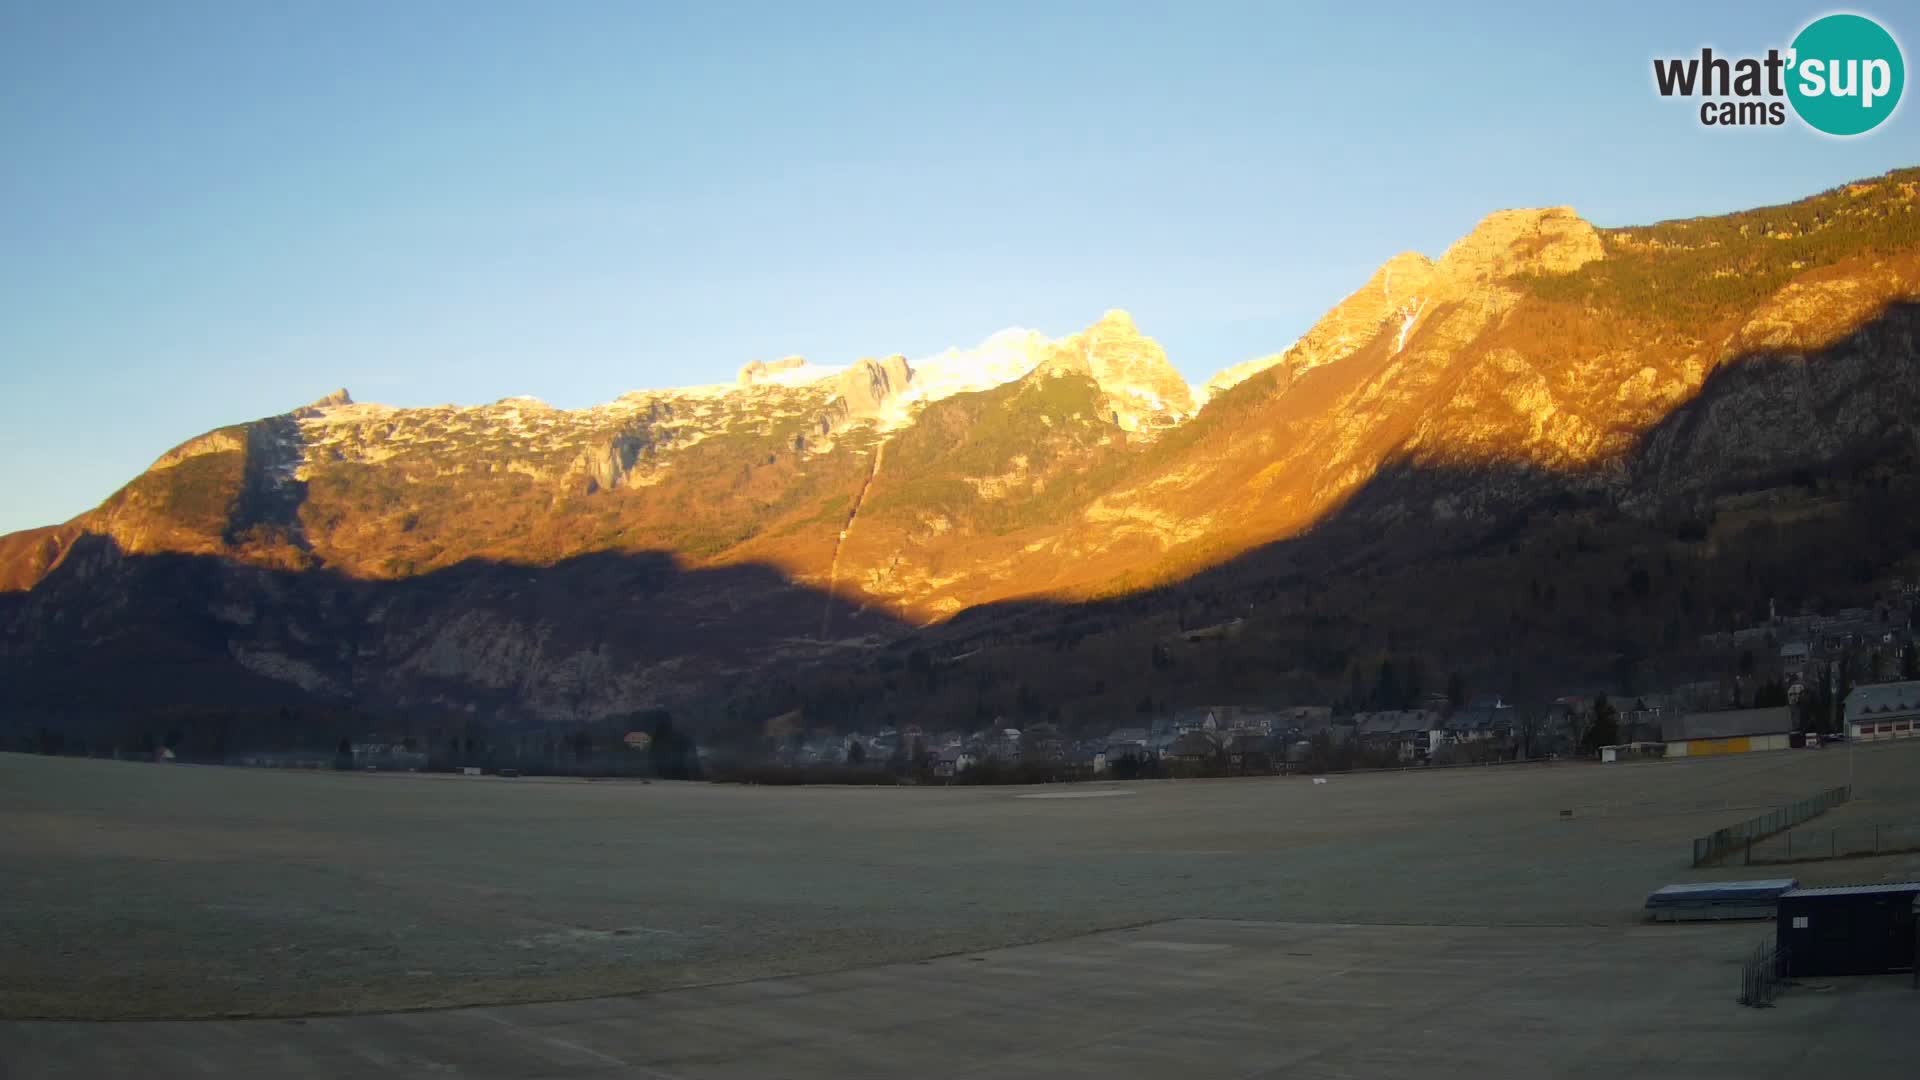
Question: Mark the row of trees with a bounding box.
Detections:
[8,707,704,781]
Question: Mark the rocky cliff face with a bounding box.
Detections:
[4,168,1918,733]
[822,354,913,428]
[1039,310,1195,430]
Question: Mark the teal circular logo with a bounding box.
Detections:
[1787,14,1905,136]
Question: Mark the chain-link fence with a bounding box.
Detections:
[1739,939,1791,1007]
[1691,785,1852,866]
[1745,821,1920,864]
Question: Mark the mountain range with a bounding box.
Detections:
[4,168,1919,751]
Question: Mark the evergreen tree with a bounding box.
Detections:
[1582,695,1619,755]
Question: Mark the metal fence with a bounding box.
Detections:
[1745,821,1920,864]
[1690,785,1851,866]
[1738,939,1791,1007]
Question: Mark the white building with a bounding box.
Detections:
[1844,681,1920,742]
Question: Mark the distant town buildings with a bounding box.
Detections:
[732,594,1918,782]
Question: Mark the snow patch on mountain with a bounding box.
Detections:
[290,320,1111,441]
[876,328,1059,425]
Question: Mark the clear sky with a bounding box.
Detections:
[1,1,1914,534]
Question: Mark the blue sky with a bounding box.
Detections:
[1,1,1914,534]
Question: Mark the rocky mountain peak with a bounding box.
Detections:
[1043,310,1193,429]
[1201,210,1602,400]
[1376,252,1437,301]
[289,389,354,420]
[1434,206,1603,285]
[736,356,811,387]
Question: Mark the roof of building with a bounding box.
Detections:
[1222,710,1279,731]
[1779,881,1920,899]
[1844,680,1920,720]
[1397,710,1440,733]
[1353,714,1397,736]
[1646,880,1798,906]
[1661,706,1792,742]
[1450,708,1510,731]
[1168,732,1220,757]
